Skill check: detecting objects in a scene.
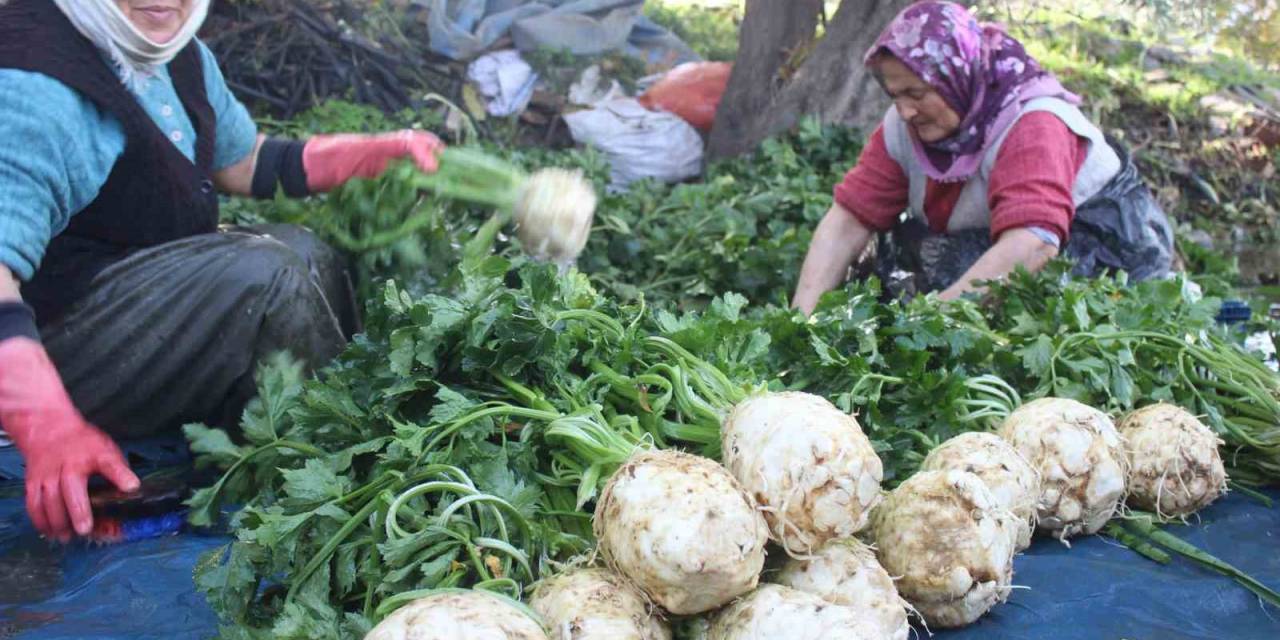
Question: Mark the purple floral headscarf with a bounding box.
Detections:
[865,1,1080,182]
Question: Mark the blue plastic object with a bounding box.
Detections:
[89,511,187,545]
[118,512,186,541]
[1217,299,1253,326]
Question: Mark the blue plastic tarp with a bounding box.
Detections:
[414,0,700,64]
[2,438,1278,639]
[0,531,227,640]
[935,493,1280,639]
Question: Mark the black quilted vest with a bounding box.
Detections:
[0,0,219,325]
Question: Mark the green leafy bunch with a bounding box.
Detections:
[186,258,768,639]
[580,118,864,309]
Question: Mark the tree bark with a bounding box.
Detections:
[708,0,920,159]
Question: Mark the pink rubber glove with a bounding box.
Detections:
[302,130,445,193]
[0,338,139,542]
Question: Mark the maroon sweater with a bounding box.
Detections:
[834,112,1088,244]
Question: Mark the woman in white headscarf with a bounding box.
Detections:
[0,0,444,541]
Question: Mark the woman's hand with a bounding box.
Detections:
[214,131,446,198]
[937,227,1059,301]
[0,338,139,542]
[0,269,138,541]
[792,203,874,315]
[302,130,445,193]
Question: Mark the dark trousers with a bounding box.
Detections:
[37,225,358,439]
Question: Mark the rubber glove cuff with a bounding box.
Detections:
[302,130,444,193]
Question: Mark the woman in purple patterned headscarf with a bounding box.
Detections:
[792,1,1172,313]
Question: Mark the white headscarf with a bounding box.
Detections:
[53,0,211,91]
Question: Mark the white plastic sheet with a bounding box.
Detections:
[564,98,704,190]
[466,50,538,116]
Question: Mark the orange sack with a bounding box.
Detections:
[638,62,733,132]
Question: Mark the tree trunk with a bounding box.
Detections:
[708,0,920,159]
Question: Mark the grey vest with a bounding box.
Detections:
[882,97,1121,232]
